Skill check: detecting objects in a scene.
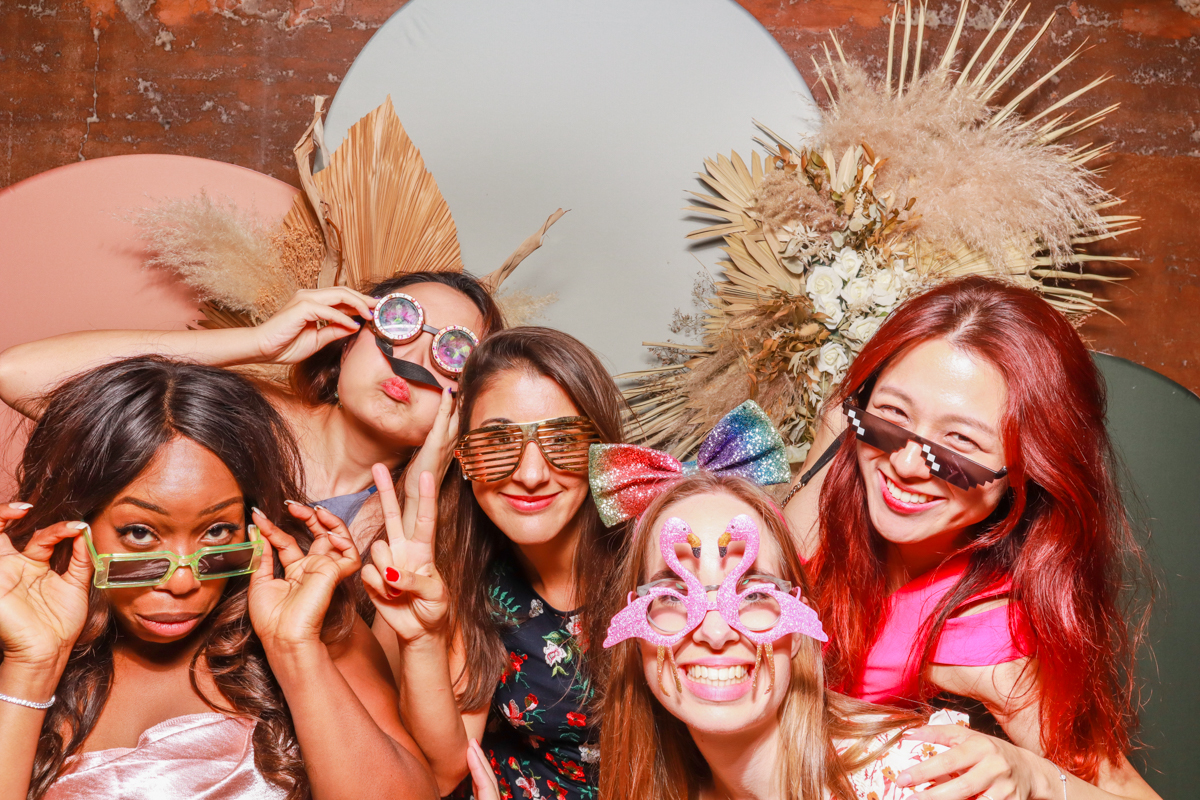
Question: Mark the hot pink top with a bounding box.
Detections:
[44,712,287,800]
[848,554,1033,704]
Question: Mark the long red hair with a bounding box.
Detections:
[810,276,1148,780]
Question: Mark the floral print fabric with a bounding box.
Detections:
[480,558,598,800]
[838,710,964,799]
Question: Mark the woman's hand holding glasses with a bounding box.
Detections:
[361,465,449,645]
[248,504,361,652]
[252,287,377,365]
[0,504,92,689]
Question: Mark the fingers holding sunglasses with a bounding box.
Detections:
[0,524,93,674]
[13,520,92,564]
[250,508,306,568]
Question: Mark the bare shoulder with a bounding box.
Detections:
[927,657,1036,708]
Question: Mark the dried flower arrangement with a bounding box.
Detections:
[137,96,563,351]
[620,0,1138,465]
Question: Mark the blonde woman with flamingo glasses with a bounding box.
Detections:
[595,470,952,800]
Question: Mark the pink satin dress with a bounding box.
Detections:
[44,712,288,800]
[848,554,1033,704]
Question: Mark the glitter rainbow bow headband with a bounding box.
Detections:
[588,400,789,527]
[604,514,827,695]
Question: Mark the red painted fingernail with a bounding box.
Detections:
[385,567,400,582]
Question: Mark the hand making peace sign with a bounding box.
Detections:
[361,465,449,644]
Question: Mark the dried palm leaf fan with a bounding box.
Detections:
[138,95,564,336]
[619,0,1138,465]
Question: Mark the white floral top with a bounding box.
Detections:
[837,710,967,800]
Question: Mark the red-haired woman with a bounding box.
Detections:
[783,276,1158,799]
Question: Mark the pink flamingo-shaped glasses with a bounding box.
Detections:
[605,514,826,695]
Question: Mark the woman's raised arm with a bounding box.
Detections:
[919,659,1163,800]
[362,466,489,795]
[249,506,438,800]
[0,287,374,417]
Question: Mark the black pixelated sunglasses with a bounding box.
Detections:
[843,400,1008,491]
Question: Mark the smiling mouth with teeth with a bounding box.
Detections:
[685,664,750,686]
[883,474,935,505]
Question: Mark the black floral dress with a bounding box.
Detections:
[479,557,598,800]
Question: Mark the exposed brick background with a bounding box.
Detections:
[1,0,1197,391]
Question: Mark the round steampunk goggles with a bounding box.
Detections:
[370,292,479,377]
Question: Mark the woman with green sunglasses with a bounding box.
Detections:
[0,357,436,800]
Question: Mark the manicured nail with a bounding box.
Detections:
[313,504,327,512]
[251,506,264,518]
[283,499,302,507]
[385,567,400,582]
[66,521,88,530]
[8,502,32,509]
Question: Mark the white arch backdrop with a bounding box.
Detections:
[323,0,819,374]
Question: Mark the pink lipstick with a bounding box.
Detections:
[382,377,411,403]
[500,492,559,513]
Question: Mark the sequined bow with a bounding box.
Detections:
[588,400,790,526]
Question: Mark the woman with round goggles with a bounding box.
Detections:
[0,357,436,799]
[782,277,1159,800]
[0,273,503,551]
[358,327,624,799]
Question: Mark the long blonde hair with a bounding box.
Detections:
[598,473,923,800]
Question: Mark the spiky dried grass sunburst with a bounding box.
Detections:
[620,0,1140,463]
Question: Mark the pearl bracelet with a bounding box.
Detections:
[0,691,56,710]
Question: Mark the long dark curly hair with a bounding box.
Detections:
[3,356,355,800]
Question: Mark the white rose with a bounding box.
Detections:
[840,276,873,306]
[871,268,903,308]
[805,265,844,302]
[816,341,849,375]
[832,247,863,280]
[543,642,567,666]
[811,292,845,328]
[846,315,883,343]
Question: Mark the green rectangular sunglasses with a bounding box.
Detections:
[81,523,263,589]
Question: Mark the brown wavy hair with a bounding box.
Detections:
[436,327,627,711]
[3,356,355,800]
[600,472,924,800]
[291,270,506,406]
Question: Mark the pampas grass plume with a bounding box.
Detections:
[135,192,297,322]
[819,64,1109,269]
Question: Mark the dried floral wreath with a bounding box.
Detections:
[619,0,1138,465]
[135,96,563,380]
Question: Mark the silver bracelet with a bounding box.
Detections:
[1055,765,1068,800]
[0,691,55,710]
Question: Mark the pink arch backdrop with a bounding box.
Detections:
[0,155,298,498]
